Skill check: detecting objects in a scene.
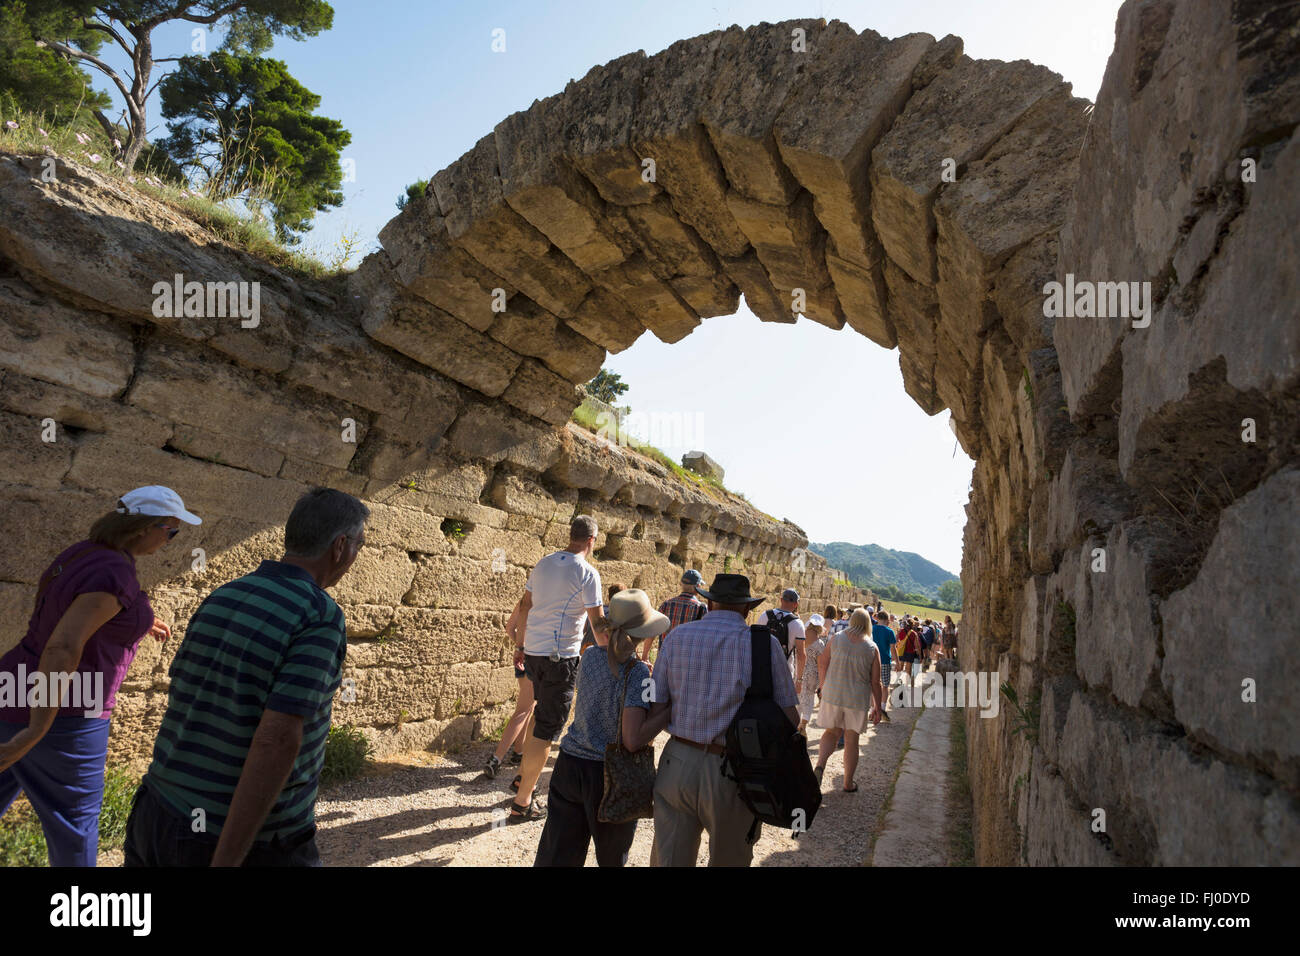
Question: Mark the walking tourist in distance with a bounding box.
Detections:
[124,487,367,866]
[941,615,957,660]
[896,618,923,705]
[485,596,534,781]
[0,486,200,866]
[758,588,805,679]
[534,589,670,866]
[644,569,707,664]
[871,610,897,723]
[796,613,827,737]
[508,515,604,822]
[813,609,882,793]
[648,573,798,866]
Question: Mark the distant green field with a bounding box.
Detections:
[879,599,962,624]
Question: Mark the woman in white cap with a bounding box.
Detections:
[533,588,672,865]
[0,486,200,865]
[795,613,827,737]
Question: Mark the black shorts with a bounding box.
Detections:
[524,654,581,741]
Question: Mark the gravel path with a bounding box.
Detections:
[314,699,925,867]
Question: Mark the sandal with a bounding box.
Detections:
[509,774,522,793]
[814,764,825,785]
[843,782,858,793]
[507,796,545,823]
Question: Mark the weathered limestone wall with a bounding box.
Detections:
[0,4,1295,865]
[978,0,1300,866]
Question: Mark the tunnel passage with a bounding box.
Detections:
[0,3,1295,866]
[348,10,1300,866]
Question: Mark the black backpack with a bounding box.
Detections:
[721,626,823,840]
[763,609,796,659]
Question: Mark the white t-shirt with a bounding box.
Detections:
[523,551,602,658]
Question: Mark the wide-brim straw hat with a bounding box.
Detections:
[606,588,670,639]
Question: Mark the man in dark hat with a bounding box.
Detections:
[647,573,799,867]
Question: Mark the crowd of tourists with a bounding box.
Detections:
[0,486,957,868]
[488,515,959,866]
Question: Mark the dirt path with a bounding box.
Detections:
[314,700,927,867]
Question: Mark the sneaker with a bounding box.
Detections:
[484,754,501,779]
[881,711,892,722]
[508,748,523,765]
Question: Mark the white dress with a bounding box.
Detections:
[797,635,828,722]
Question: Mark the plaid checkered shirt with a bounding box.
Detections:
[658,592,707,637]
[651,609,798,746]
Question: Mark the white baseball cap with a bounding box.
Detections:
[117,486,202,525]
[807,613,825,628]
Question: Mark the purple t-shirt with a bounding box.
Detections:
[0,540,153,721]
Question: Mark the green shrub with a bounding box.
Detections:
[320,724,373,787]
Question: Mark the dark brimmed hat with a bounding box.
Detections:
[696,573,763,609]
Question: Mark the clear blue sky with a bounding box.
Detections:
[90,0,1123,574]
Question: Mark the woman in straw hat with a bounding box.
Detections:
[0,485,201,865]
[534,588,672,866]
[813,608,883,793]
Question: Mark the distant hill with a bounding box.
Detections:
[809,541,958,601]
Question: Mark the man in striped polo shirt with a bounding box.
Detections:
[124,488,368,866]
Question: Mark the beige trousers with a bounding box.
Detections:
[650,737,760,867]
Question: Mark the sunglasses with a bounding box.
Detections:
[154,523,181,539]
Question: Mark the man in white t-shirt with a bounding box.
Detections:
[759,588,805,679]
[507,515,604,821]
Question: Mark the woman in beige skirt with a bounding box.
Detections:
[813,608,882,792]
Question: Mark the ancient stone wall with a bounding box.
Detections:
[0,2,1295,864]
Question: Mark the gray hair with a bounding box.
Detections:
[570,514,598,542]
[284,488,370,558]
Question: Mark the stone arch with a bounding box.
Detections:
[353,20,1083,453]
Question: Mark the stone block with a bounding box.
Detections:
[701,20,830,206]
[0,278,135,399]
[872,55,1063,284]
[128,338,363,470]
[1161,468,1300,787]
[0,409,74,487]
[775,27,932,269]
[170,423,284,476]
[0,369,172,448]
[360,284,521,398]
[630,31,751,258]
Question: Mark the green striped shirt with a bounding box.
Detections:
[143,560,346,842]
